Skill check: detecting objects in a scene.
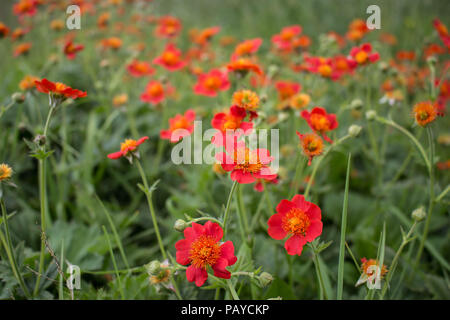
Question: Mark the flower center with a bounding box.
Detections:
[205,76,221,90]
[355,51,368,64]
[318,64,332,77]
[148,84,163,96]
[120,139,138,153]
[282,208,310,236]
[310,114,331,131]
[189,235,221,269]
[233,148,263,173]
[163,51,178,65]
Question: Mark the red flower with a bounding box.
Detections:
[272,25,302,52]
[433,18,450,49]
[226,57,263,76]
[13,0,38,18]
[175,221,237,287]
[140,80,167,105]
[126,60,155,77]
[296,132,324,165]
[254,176,278,192]
[153,43,186,72]
[160,109,196,142]
[64,40,84,60]
[349,43,380,65]
[216,142,277,184]
[155,16,182,39]
[194,69,230,97]
[107,136,149,160]
[13,42,31,57]
[301,107,338,143]
[275,81,301,101]
[211,105,253,146]
[232,38,263,58]
[268,195,322,256]
[34,79,87,100]
[192,26,221,46]
[0,22,10,38]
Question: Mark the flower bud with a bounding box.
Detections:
[348,125,362,137]
[260,94,268,104]
[350,99,363,110]
[174,219,189,232]
[34,134,46,146]
[12,92,25,103]
[366,110,377,121]
[426,55,437,66]
[258,272,274,287]
[378,61,389,73]
[411,206,426,222]
[146,260,161,275]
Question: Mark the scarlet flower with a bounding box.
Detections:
[423,43,445,59]
[301,107,338,143]
[296,132,324,165]
[194,69,230,97]
[271,25,302,52]
[413,101,437,127]
[160,109,196,143]
[13,42,32,57]
[226,57,263,76]
[268,195,322,256]
[64,40,84,60]
[349,43,380,65]
[254,176,279,192]
[175,221,237,287]
[433,18,450,49]
[100,37,122,50]
[275,81,301,101]
[11,28,28,41]
[107,136,149,160]
[13,0,38,18]
[153,43,186,72]
[0,22,10,38]
[346,19,369,41]
[212,105,253,134]
[155,16,182,39]
[140,80,166,105]
[126,60,155,77]
[35,78,87,100]
[355,258,388,288]
[215,142,277,184]
[232,90,260,111]
[232,38,263,58]
[192,26,221,46]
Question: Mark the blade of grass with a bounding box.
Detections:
[102,226,125,300]
[337,153,351,299]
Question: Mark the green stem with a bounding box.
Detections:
[415,127,435,266]
[135,158,167,260]
[436,185,450,202]
[103,226,125,299]
[227,279,240,300]
[223,180,238,236]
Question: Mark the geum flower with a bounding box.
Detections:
[275,80,301,101]
[349,43,380,66]
[232,89,260,119]
[232,38,263,59]
[193,69,230,97]
[296,132,324,165]
[63,40,84,60]
[107,136,149,161]
[153,43,186,72]
[211,105,253,146]
[35,78,87,101]
[355,258,388,289]
[268,195,322,256]
[0,163,13,182]
[271,25,302,52]
[192,26,221,46]
[155,16,182,39]
[140,80,167,105]
[160,109,196,142]
[413,101,438,127]
[301,107,338,143]
[226,57,263,76]
[175,221,237,287]
[215,142,277,184]
[126,60,155,77]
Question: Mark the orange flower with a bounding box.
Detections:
[126,60,155,77]
[50,19,64,31]
[437,160,450,170]
[153,43,186,72]
[272,25,302,52]
[296,132,324,165]
[140,80,171,105]
[19,75,39,91]
[356,258,388,288]
[13,42,32,57]
[288,93,310,110]
[192,26,221,46]
[227,57,263,76]
[0,22,10,38]
[413,101,437,127]
[275,81,301,101]
[97,12,110,29]
[100,37,122,50]
[160,109,196,142]
[13,0,38,18]
[193,69,230,97]
[155,16,182,38]
[232,90,259,111]
[112,93,128,107]
[349,43,380,65]
[64,40,84,60]
[11,28,27,41]
[107,136,149,160]
[232,38,263,58]
[301,107,338,143]
[0,163,13,182]
[346,19,369,41]
[34,78,87,101]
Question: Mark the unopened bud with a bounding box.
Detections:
[411,206,426,222]
[146,260,161,275]
[366,110,377,121]
[426,56,437,66]
[174,219,189,232]
[378,61,389,73]
[12,92,25,103]
[34,134,46,146]
[258,272,274,287]
[350,99,363,110]
[348,125,362,137]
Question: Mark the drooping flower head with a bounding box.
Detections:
[0,163,13,182]
[301,107,338,143]
[153,43,186,72]
[155,16,182,39]
[126,60,155,77]
[191,26,221,46]
[35,79,87,103]
[413,101,437,127]
[355,258,388,289]
[268,195,322,256]
[175,221,237,287]
[160,109,196,143]
[63,40,84,60]
[193,69,230,97]
[215,142,277,184]
[296,132,324,165]
[107,136,149,161]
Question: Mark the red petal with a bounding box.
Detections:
[107,151,124,159]
[186,265,208,287]
[267,214,287,240]
[284,235,306,256]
